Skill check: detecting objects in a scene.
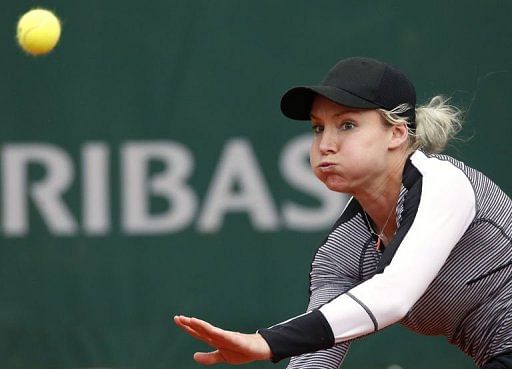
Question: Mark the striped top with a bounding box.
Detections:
[259,150,512,368]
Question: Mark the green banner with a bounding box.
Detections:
[1,1,510,368]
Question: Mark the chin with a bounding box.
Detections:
[323,178,348,193]
[325,184,347,193]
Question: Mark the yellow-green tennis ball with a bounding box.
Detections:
[17,8,61,56]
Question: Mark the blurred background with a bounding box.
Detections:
[0,1,511,368]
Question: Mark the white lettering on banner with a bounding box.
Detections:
[121,141,198,234]
[2,144,77,236]
[83,143,110,235]
[197,138,279,233]
[280,134,346,230]
[0,136,348,236]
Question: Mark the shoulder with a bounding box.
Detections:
[408,151,475,198]
[409,150,511,215]
[411,150,469,178]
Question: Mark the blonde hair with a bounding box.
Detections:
[379,96,464,153]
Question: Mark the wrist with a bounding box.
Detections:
[254,332,273,360]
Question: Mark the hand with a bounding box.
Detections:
[174,315,272,365]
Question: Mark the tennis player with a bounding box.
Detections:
[174,57,512,369]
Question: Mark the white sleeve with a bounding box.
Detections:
[320,156,476,343]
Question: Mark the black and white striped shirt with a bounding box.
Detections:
[259,150,512,368]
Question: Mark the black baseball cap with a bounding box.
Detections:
[280,57,416,127]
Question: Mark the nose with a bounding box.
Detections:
[319,127,338,155]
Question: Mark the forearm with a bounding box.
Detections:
[258,310,334,363]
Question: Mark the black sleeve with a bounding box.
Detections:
[257,309,335,363]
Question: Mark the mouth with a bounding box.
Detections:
[317,162,337,171]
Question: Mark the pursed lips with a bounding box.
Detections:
[317,161,337,172]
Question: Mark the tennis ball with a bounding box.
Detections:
[17,8,61,56]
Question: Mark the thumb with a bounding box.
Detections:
[194,350,225,365]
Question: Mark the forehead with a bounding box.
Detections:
[310,95,371,120]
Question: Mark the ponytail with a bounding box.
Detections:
[379,95,464,154]
[413,96,463,153]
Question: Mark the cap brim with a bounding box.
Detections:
[280,86,381,121]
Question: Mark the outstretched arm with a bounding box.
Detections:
[174,245,357,368]
[173,315,272,365]
[175,203,361,368]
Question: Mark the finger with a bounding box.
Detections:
[175,316,238,349]
[173,314,194,326]
[186,318,234,344]
[177,322,208,341]
[194,350,225,365]
[174,316,219,347]
[174,315,208,335]
[173,315,193,330]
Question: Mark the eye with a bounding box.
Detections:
[311,124,324,134]
[340,121,355,130]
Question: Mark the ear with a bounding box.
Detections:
[388,123,409,149]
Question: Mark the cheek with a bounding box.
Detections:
[309,147,324,182]
[309,143,319,167]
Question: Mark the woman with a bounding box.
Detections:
[174,57,512,368]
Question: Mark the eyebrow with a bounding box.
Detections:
[310,110,360,121]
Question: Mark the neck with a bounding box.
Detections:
[360,189,399,242]
[355,150,410,240]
